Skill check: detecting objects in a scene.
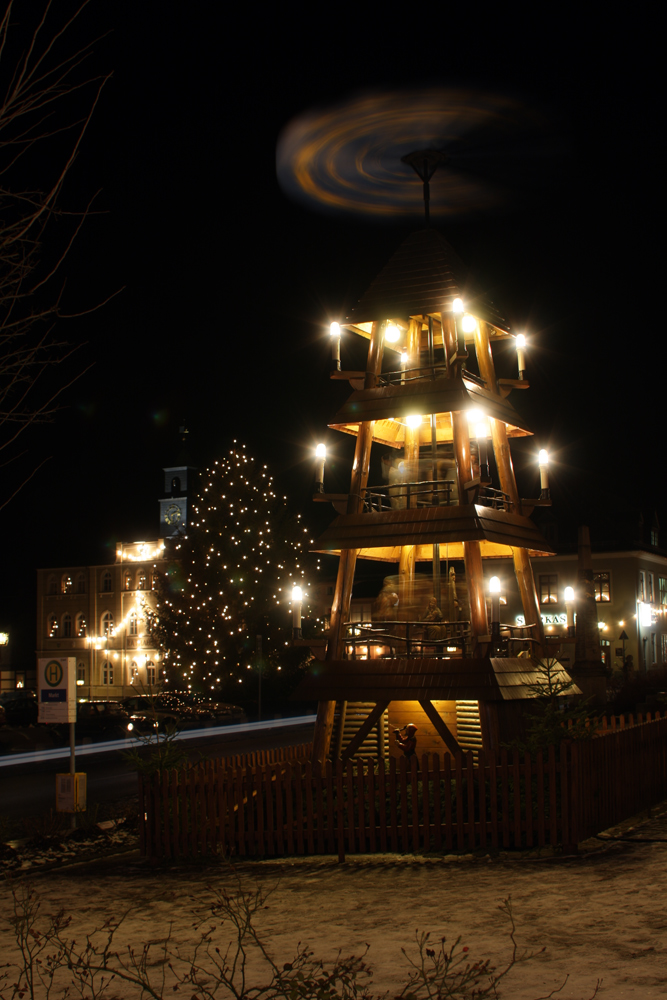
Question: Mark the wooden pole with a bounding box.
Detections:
[312,321,385,765]
[398,318,421,619]
[475,321,546,654]
[451,409,489,642]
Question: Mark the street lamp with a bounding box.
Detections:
[292,585,303,640]
[564,586,575,638]
[489,576,501,638]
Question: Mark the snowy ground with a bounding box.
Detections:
[1,809,666,998]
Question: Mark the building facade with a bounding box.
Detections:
[36,540,168,701]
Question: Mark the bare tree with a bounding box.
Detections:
[0,0,115,509]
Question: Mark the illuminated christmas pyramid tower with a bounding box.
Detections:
[299,215,568,762]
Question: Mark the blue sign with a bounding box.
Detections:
[41,689,66,702]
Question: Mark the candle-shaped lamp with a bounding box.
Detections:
[330,322,341,371]
[489,576,501,638]
[539,449,550,500]
[564,586,575,638]
[292,585,303,640]
[385,323,401,344]
[516,334,526,380]
[314,443,326,494]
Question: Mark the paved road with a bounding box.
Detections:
[0,720,314,821]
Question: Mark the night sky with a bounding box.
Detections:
[1,3,661,663]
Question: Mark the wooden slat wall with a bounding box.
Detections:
[140,714,667,860]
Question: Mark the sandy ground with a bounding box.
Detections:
[2,814,667,999]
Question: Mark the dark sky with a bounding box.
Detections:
[1,3,661,661]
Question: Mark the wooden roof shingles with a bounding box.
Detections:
[347,229,510,331]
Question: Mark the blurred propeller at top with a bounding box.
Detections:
[276,87,562,220]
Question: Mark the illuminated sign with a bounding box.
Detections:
[516,613,567,626]
[38,657,76,724]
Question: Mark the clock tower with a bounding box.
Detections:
[159,428,197,537]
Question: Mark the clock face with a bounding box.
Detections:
[165,503,182,525]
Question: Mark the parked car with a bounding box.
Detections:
[2,695,38,727]
[122,693,245,733]
[75,701,133,741]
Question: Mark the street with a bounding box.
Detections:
[0,719,314,822]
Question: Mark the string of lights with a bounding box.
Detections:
[148,445,317,695]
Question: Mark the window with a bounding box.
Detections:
[137,571,147,591]
[48,614,58,637]
[102,571,112,593]
[130,661,139,684]
[129,610,138,636]
[146,661,156,686]
[77,662,86,683]
[47,575,57,595]
[539,574,558,604]
[62,614,72,638]
[650,632,657,664]
[662,634,667,663]
[102,612,114,637]
[651,528,659,546]
[76,572,86,594]
[124,572,132,591]
[76,613,87,637]
[102,661,113,685]
[639,571,646,602]
[594,572,611,602]
[151,572,157,591]
[171,476,181,492]
[61,575,73,594]
[648,573,655,603]
[660,578,667,607]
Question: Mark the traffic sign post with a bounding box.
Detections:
[38,658,84,825]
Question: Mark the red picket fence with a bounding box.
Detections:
[139,716,667,861]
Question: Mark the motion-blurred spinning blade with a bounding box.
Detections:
[277,88,549,219]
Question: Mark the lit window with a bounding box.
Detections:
[77,662,86,683]
[660,578,667,607]
[129,611,138,636]
[639,571,646,602]
[76,613,87,637]
[539,574,558,605]
[62,614,72,638]
[137,571,147,591]
[146,661,156,686]
[648,573,655,603]
[61,575,73,594]
[76,573,86,594]
[651,528,659,547]
[130,661,139,683]
[124,572,132,591]
[650,632,657,664]
[102,612,114,637]
[48,614,58,637]
[102,661,113,685]
[594,572,611,602]
[661,634,667,663]
[102,571,112,593]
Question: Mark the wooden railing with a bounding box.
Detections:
[139,716,667,861]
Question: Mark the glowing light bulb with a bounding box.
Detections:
[539,449,549,466]
[292,586,303,602]
[452,297,463,314]
[467,408,483,423]
[516,334,526,349]
[401,352,408,364]
[315,443,326,459]
[405,414,422,429]
[385,324,400,343]
[330,322,341,337]
[461,314,476,333]
[489,576,501,594]
[564,587,575,602]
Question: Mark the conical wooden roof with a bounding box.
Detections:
[347,228,510,332]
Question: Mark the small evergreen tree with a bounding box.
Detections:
[148,444,317,700]
[507,658,597,755]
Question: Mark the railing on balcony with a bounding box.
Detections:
[360,480,513,513]
[376,365,487,388]
[342,619,472,659]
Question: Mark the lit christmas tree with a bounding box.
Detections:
[149,443,316,699]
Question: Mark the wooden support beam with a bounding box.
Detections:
[418,699,461,756]
[340,701,390,762]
